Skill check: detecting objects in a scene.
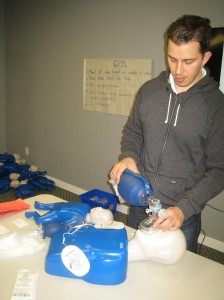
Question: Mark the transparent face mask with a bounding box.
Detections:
[0,228,46,259]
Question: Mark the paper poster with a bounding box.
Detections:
[83,58,152,116]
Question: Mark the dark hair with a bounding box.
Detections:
[166,15,212,55]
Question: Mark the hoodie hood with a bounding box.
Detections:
[161,67,220,99]
[160,67,220,126]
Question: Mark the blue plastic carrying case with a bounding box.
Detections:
[79,189,118,213]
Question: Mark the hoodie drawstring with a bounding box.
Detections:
[164,93,180,126]
[174,103,180,126]
[164,94,172,124]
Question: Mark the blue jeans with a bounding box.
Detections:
[128,206,201,253]
[180,213,201,253]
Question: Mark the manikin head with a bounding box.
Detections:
[86,207,113,224]
[128,225,186,265]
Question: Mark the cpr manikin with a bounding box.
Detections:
[127,199,186,264]
[111,168,187,265]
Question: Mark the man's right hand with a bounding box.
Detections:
[110,157,139,183]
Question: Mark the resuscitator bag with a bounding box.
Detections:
[118,169,154,206]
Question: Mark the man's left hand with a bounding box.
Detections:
[153,207,184,231]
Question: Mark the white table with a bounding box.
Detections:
[0,194,224,300]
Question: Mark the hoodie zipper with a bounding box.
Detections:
[153,94,179,187]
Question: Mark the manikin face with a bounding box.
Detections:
[167,39,212,93]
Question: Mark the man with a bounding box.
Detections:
[110,15,224,253]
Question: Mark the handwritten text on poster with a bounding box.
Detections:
[83,59,152,116]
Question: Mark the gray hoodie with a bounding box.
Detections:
[120,68,224,220]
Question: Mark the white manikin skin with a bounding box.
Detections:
[86,207,186,265]
[128,227,186,265]
[86,207,114,224]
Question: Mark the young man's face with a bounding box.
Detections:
[167,39,211,93]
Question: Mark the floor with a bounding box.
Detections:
[0,186,224,265]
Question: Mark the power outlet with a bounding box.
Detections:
[25,147,30,156]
